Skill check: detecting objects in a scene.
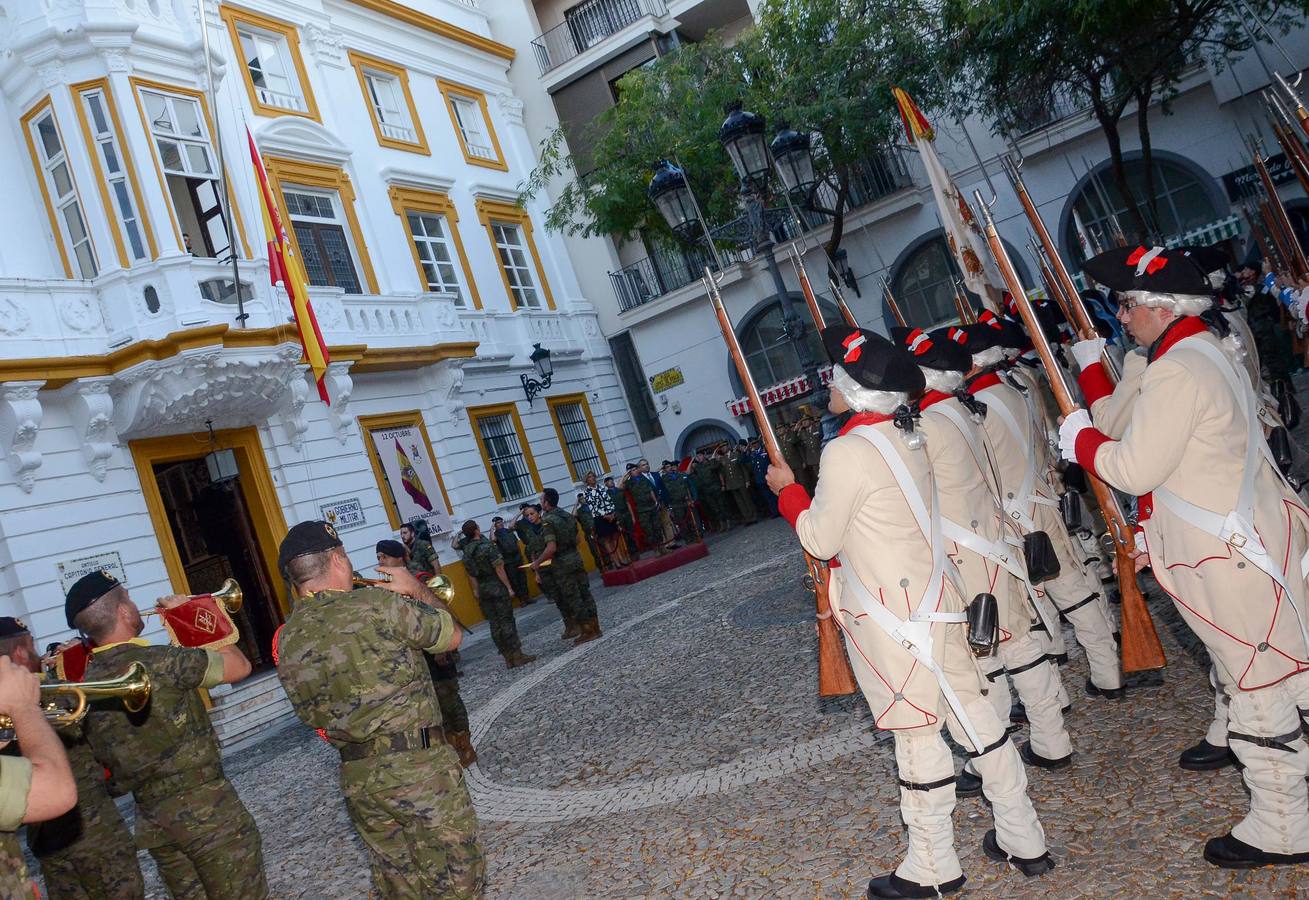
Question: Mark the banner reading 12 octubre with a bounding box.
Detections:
[369,425,454,535]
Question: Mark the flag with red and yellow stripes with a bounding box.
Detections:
[247,125,331,403]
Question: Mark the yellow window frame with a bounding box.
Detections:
[357,411,454,530]
[348,51,429,155]
[468,402,541,504]
[437,79,508,171]
[388,185,481,308]
[70,78,159,268]
[262,156,379,294]
[219,4,321,122]
[474,198,555,311]
[127,77,253,257]
[546,393,610,482]
[20,96,96,279]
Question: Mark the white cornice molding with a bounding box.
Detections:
[253,117,352,165]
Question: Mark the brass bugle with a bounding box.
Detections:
[354,571,457,604]
[0,662,151,730]
[143,578,243,617]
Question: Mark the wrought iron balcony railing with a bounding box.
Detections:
[531,0,667,75]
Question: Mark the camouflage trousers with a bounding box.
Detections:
[136,777,267,900]
[36,808,143,900]
[1,832,35,900]
[635,505,662,550]
[475,582,522,656]
[727,486,757,524]
[669,503,699,542]
[700,491,729,529]
[340,746,484,899]
[435,678,470,734]
[553,554,597,624]
[503,562,530,605]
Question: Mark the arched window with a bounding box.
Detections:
[1065,157,1219,262]
[738,298,834,388]
[892,237,963,329]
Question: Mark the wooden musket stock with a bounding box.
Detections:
[881,278,907,327]
[1252,143,1309,279]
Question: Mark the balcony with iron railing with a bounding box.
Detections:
[531,0,667,75]
[608,147,914,312]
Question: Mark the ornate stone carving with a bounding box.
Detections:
[280,373,310,450]
[302,23,346,69]
[0,299,30,335]
[323,363,354,443]
[312,294,345,330]
[428,361,467,425]
[36,62,66,89]
[0,382,45,492]
[63,379,118,482]
[101,49,131,73]
[496,93,526,126]
[59,295,104,333]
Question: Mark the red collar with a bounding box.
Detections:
[1148,315,1209,362]
[919,389,952,410]
[838,410,893,435]
[965,371,1002,394]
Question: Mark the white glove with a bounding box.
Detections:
[1134,530,1147,556]
[1057,408,1092,462]
[1070,338,1106,372]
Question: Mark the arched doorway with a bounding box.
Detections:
[889,232,1028,328]
[676,420,740,458]
[733,295,839,425]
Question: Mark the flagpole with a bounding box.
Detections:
[198,0,246,327]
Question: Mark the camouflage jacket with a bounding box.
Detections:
[27,729,125,858]
[405,538,439,576]
[491,526,523,563]
[574,504,595,531]
[607,488,633,525]
[799,422,823,465]
[0,756,34,899]
[82,640,226,800]
[276,586,457,745]
[781,431,805,470]
[689,459,722,494]
[626,473,660,511]
[463,536,505,584]
[541,508,580,558]
[721,452,750,490]
[663,471,692,504]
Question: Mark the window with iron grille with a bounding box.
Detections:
[284,188,362,293]
[551,401,601,481]
[475,412,535,501]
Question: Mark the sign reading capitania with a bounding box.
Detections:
[649,367,684,393]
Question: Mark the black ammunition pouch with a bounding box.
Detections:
[1059,490,1084,532]
[1024,531,1061,584]
[966,593,1000,658]
[1060,462,1088,494]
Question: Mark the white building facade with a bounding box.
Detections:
[0,0,641,738]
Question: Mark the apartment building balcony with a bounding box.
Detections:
[532,0,668,75]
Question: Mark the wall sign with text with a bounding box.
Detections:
[365,422,453,535]
[649,367,684,393]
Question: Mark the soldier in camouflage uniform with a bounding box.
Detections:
[491,516,532,605]
[275,521,484,899]
[0,619,144,899]
[689,449,730,533]
[401,522,439,576]
[661,461,700,542]
[623,460,667,555]
[798,414,824,492]
[67,572,267,900]
[0,634,77,900]
[535,489,603,643]
[463,521,537,668]
[781,422,807,492]
[720,441,757,526]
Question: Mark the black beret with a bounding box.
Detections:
[0,617,29,639]
[625,463,638,471]
[890,326,972,374]
[65,571,120,629]
[375,539,406,559]
[1082,245,1212,295]
[822,325,925,393]
[662,460,675,467]
[277,520,343,574]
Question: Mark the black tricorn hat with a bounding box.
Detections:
[1177,243,1229,275]
[890,326,972,374]
[964,310,1025,352]
[1082,245,1212,295]
[822,325,925,393]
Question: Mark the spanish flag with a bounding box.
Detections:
[247,126,331,404]
[395,439,433,511]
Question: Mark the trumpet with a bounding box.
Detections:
[353,571,457,604]
[142,579,243,617]
[0,662,151,730]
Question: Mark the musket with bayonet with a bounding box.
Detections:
[974,190,1166,674]
[1274,71,1309,140]
[1250,136,1309,278]
[1264,90,1309,197]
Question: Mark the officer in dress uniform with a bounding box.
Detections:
[70,571,268,899]
[275,521,484,897]
[533,488,604,644]
[721,441,758,527]
[1060,246,1309,868]
[462,522,537,668]
[767,326,1051,898]
[0,650,76,900]
[892,327,1074,796]
[0,617,144,899]
[490,516,532,606]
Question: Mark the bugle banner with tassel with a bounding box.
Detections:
[975,191,1166,673]
[143,579,242,650]
[704,269,857,697]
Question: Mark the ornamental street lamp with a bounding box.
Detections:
[520,343,553,405]
[648,102,824,417]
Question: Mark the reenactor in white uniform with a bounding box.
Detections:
[891,326,1073,795]
[766,326,1051,898]
[1060,245,1309,869]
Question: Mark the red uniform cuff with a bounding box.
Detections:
[778,482,812,529]
[1078,362,1115,408]
[1138,491,1153,524]
[1074,427,1113,478]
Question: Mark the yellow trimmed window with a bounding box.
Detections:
[437,80,507,170]
[547,394,609,482]
[221,5,319,120]
[388,186,480,308]
[475,199,555,311]
[469,403,540,503]
[22,97,97,279]
[72,80,156,267]
[349,52,428,154]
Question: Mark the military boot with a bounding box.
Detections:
[561,618,580,640]
[503,649,538,669]
[448,730,478,768]
[573,619,603,645]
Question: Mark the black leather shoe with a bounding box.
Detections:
[955,768,982,798]
[983,829,1055,876]
[1009,702,1028,724]
[1084,677,1126,700]
[1019,740,1072,770]
[1203,833,1309,869]
[867,872,965,898]
[1178,739,1237,772]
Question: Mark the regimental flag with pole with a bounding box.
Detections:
[893,87,1005,306]
[247,125,331,403]
[396,439,433,511]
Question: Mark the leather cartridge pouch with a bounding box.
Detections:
[1060,462,1088,494]
[966,593,1000,657]
[1269,425,1295,478]
[1023,531,1061,584]
[1059,490,1084,531]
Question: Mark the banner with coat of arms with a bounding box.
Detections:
[367,424,453,535]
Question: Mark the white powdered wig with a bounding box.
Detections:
[922,366,964,393]
[971,346,1006,369]
[831,365,906,414]
[1122,290,1213,317]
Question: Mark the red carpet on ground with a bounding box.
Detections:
[601,541,709,586]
